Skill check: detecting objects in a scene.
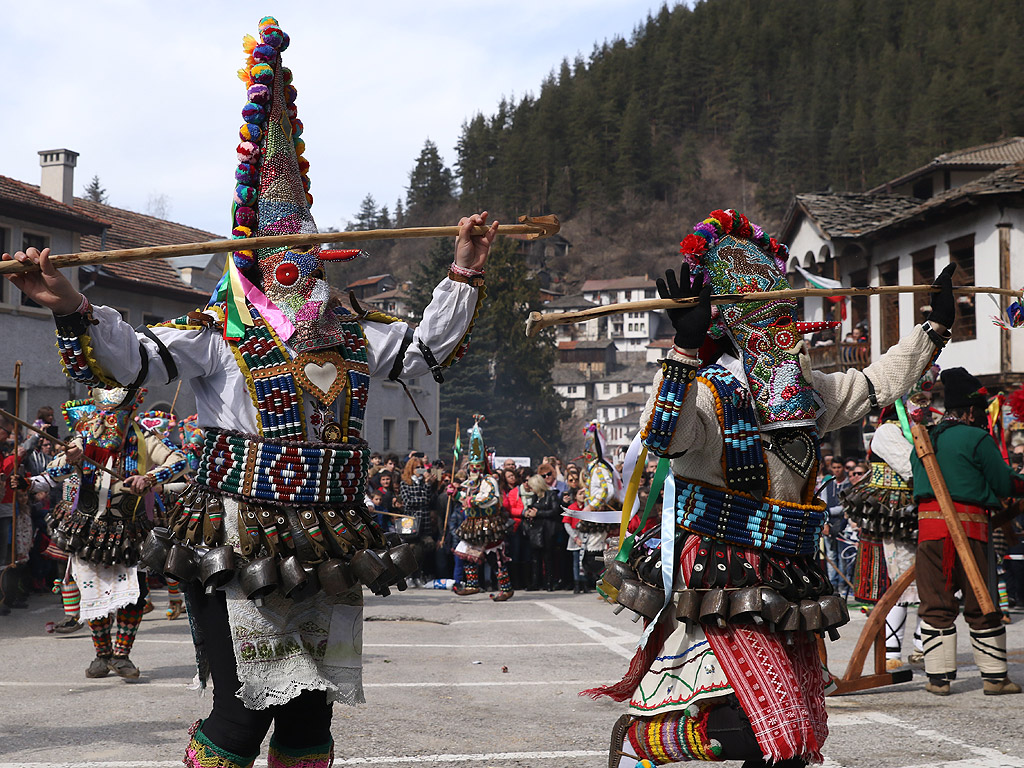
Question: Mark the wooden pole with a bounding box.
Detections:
[169,379,183,417]
[0,215,561,276]
[0,408,126,483]
[440,417,460,547]
[10,362,20,566]
[910,424,996,615]
[524,284,1019,337]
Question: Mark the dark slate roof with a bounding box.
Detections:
[868,136,1024,193]
[544,294,598,310]
[552,367,591,385]
[581,275,654,292]
[599,391,648,406]
[558,339,616,350]
[72,196,220,300]
[0,174,108,233]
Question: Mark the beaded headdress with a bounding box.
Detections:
[681,209,832,430]
[468,414,486,467]
[582,420,607,465]
[225,17,360,350]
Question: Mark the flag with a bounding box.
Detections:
[795,264,847,320]
[453,418,461,461]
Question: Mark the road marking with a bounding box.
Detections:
[532,600,637,659]
[448,618,561,624]
[130,639,603,649]
[0,679,596,690]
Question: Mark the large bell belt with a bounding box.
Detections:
[196,428,369,506]
[674,479,825,556]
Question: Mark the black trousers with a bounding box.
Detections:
[185,585,333,756]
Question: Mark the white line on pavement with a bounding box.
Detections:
[532,600,637,659]
[0,679,596,690]
[447,618,561,624]
[131,639,602,648]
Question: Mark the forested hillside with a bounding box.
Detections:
[338,0,1024,286]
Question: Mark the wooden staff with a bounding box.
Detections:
[10,362,20,566]
[440,417,460,547]
[911,424,996,614]
[0,215,561,276]
[0,408,126,483]
[524,284,1019,337]
[169,379,183,417]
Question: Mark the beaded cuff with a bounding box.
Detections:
[641,358,698,455]
[53,308,119,387]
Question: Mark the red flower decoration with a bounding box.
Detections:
[680,234,706,254]
[769,237,779,254]
[711,209,733,232]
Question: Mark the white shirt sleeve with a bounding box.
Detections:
[362,278,480,380]
[870,422,914,481]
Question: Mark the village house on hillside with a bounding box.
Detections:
[783,137,1024,452]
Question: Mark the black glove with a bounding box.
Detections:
[927,263,957,328]
[657,263,712,349]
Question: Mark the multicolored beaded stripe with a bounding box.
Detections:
[674,480,825,556]
[698,365,769,492]
[641,358,698,456]
[196,429,368,506]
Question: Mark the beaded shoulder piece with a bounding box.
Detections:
[53,310,119,388]
[696,364,769,492]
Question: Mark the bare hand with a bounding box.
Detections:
[65,441,84,464]
[453,212,498,272]
[123,474,154,495]
[2,248,82,315]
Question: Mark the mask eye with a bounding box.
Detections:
[275,262,299,286]
[772,316,793,327]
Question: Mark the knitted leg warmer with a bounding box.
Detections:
[184,720,258,768]
[464,562,479,589]
[970,626,1009,681]
[61,580,81,619]
[267,735,334,768]
[921,620,958,685]
[88,614,113,657]
[623,706,724,764]
[113,603,145,657]
[497,561,512,593]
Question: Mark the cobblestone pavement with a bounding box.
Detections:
[0,587,1022,767]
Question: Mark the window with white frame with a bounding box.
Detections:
[20,233,50,307]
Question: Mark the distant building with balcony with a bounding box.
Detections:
[581,276,667,355]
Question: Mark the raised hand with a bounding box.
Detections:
[927,263,957,331]
[453,211,499,273]
[657,263,713,350]
[1,248,82,314]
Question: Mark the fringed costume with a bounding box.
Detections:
[595,209,952,767]
[45,17,488,768]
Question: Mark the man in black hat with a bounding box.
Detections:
[910,367,1024,696]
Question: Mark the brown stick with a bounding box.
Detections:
[0,408,126,483]
[10,362,20,565]
[0,215,561,276]
[524,284,1019,337]
[911,424,996,615]
[169,379,183,416]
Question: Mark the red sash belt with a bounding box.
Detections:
[918,499,991,592]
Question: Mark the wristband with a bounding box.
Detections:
[922,320,951,347]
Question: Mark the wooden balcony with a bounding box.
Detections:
[807,342,871,374]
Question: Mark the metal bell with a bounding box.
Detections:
[140,527,173,573]
[778,603,801,632]
[675,589,703,624]
[198,545,236,594]
[387,544,419,579]
[238,556,279,604]
[288,565,321,602]
[615,579,660,621]
[798,598,823,631]
[602,561,636,590]
[51,530,69,552]
[817,593,850,628]
[317,558,355,597]
[350,549,389,589]
[728,586,765,624]
[278,555,309,599]
[164,544,199,582]
[699,587,729,627]
[759,588,790,626]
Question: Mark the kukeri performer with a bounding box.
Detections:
[842,369,939,670]
[26,390,188,678]
[596,209,956,768]
[578,421,621,588]
[453,416,513,601]
[4,16,495,768]
[909,367,1023,697]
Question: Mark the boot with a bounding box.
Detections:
[167,600,184,620]
[453,585,480,596]
[921,621,957,694]
[971,626,1022,695]
[490,591,514,602]
[184,721,258,768]
[267,735,333,768]
[109,655,140,679]
[85,655,111,679]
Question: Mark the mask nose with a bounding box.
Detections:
[794,320,840,335]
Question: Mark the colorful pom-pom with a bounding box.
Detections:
[279,32,290,51]
[261,25,285,49]
[235,206,256,227]
[247,84,271,104]
[286,104,298,121]
[305,192,313,206]
[237,141,260,163]
[297,157,310,174]
[233,250,255,270]
[291,118,303,137]
[293,138,306,155]
[259,16,280,28]
[232,225,252,239]
[281,67,293,85]
[241,102,265,124]
[252,44,277,64]
[239,123,262,143]
[285,85,298,104]
[235,162,258,186]
[300,175,311,192]
[250,63,274,84]
[234,185,258,206]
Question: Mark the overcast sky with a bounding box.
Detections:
[6,1,667,238]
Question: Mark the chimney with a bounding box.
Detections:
[38,148,79,206]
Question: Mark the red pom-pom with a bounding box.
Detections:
[680,234,705,255]
[1009,388,1024,420]
[234,206,256,227]
[736,214,753,237]
[710,209,733,232]
[275,262,299,286]
[297,157,310,174]
[237,141,260,163]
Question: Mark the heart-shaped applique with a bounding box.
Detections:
[292,351,349,407]
[764,429,816,477]
[139,417,165,431]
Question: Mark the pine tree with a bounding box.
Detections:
[406,139,454,224]
[353,194,379,230]
[83,175,107,204]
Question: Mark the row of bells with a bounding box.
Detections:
[603,560,850,639]
[49,514,148,567]
[845,497,919,542]
[457,514,508,545]
[140,527,419,604]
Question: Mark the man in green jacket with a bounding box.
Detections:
[910,367,1024,696]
